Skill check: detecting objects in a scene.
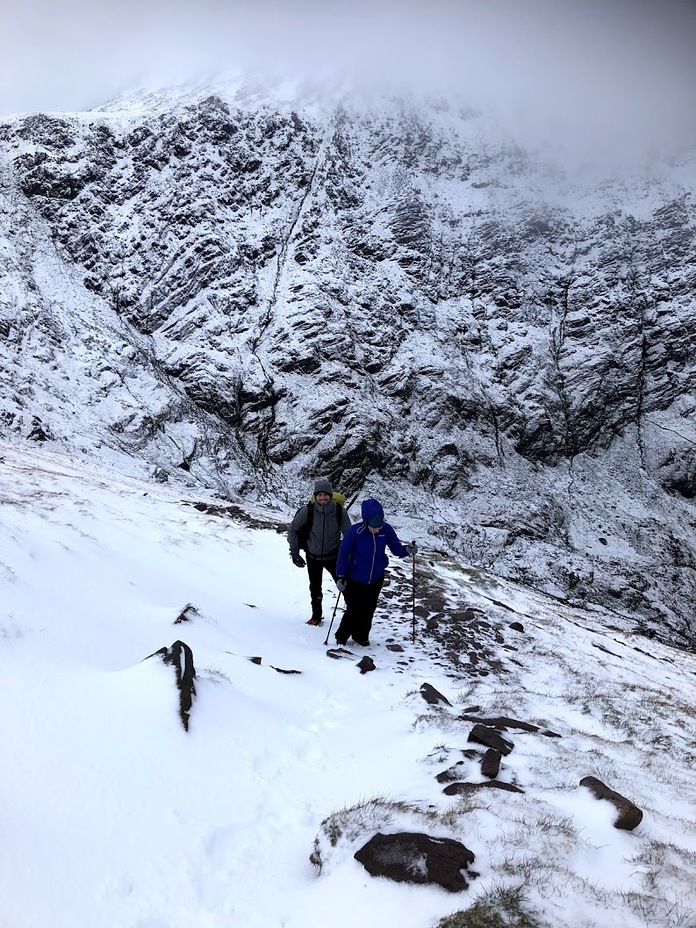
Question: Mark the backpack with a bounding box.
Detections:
[297,491,345,552]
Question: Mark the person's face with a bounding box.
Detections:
[368,523,382,533]
[316,492,331,506]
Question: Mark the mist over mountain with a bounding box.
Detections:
[0,78,694,645]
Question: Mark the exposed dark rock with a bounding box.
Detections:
[420,683,452,706]
[185,501,277,530]
[148,640,196,731]
[509,621,525,632]
[460,715,539,732]
[27,418,52,442]
[444,780,525,795]
[354,831,476,892]
[592,642,622,658]
[480,748,502,778]
[467,724,515,755]
[271,666,302,674]
[580,776,644,830]
[357,656,376,674]
[174,603,199,624]
[436,761,467,783]
[326,647,355,660]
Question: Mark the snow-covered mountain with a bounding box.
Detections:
[0,79,694,644]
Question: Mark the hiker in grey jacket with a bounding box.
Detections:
[288,478,352,625]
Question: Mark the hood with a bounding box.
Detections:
[313,477,333,496]
[361,498,384,524]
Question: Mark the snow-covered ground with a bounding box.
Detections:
[1,440,695,928]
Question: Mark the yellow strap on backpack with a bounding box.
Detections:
[310,490,346,506]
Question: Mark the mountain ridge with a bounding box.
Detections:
[1,81,694,644]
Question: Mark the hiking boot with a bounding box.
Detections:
[306,617,322,626]
[335,636,348,646]
[353,638,370,647]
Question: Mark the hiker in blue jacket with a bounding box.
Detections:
[334,498,416,647]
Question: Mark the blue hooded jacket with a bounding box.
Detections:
[336,499,410,584]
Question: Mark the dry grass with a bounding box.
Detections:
[436,884,547,928]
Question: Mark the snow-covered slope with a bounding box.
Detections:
[1,440,695,928]
[0,81,694,644]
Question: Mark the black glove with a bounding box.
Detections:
[292,554,306,568]
[336,577,347,592]
[406,542,418,556]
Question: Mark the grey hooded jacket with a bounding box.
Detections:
[288,500,352,560]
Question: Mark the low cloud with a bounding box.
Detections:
[2,0,695,160]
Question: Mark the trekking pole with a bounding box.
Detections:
[411,541,417,644]
[324,591,343,646]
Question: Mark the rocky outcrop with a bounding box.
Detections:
[148,640,197,731]
[1,83,694,644]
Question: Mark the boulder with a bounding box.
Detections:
[354,832,475,892]
[357,656,376,674]
[480,748,502,778]
[580,776,644,830]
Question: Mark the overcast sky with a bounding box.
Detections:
[1,0,695,158]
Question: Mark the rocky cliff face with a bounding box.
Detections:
[1,82,694,644]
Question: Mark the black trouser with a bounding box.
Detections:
[335,575,384,644]
[307,551,338,620]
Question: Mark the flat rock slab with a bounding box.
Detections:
[580,776,644,830]
[460,715,539,732]
[326,647,356,660]
[354,831,475,892]
[467,724,514,755]
[443,780,525,795]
